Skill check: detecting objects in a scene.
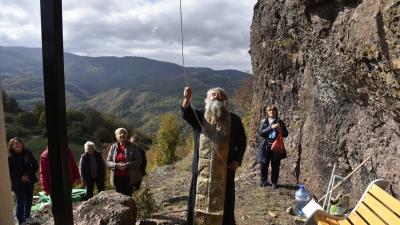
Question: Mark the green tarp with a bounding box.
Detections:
[31,189,86,211]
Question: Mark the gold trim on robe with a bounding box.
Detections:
[194,115,231,225]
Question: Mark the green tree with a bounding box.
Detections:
[155,113,182,166]
[68,121,85,142]
[38,111,47,136]
[16,112,37,128]
[39,111,46,128]
[33,103,45,121]
[134,180,158,219]
[66,109,86,126]
[5,116,14,123]
[129,128,152,150]
[83,108,103,133]
[6,126,27,140]
[6,96,19,113]
[93,126,113,143]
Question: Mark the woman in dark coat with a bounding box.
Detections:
[256,105,288,189]
[8,137,39,224]
[79,141,105,199]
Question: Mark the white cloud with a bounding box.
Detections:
[0,0,256,71]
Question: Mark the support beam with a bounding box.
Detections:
[40,0,73,224]
[0,82,15,225]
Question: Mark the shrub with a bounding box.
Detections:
[155,113,182,166]
[93,126,113,143]
[5,116,14,123]
[134,180,158,219]
[6,126,27,140]
[16,112,37,128]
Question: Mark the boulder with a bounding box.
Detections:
[74,190,137,225]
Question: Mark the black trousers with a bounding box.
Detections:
[132,179,142,191]
[114,176,133,196]
[85,177,105,199]
[260,150,281,184]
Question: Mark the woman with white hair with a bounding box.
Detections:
[107,128,143,196]
[79,141,105,199]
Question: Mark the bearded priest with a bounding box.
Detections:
[181,86,247,225]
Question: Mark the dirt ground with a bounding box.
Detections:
[146,156,305,225]
[29,155,305,225]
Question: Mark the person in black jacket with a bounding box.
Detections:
[130,134,147,188]
[256,105,288,189]
[79,141,105,199]
[8,137,39,224]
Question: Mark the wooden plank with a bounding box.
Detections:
[337,219,352,225]
[369,184,400,216]
[356,203,386,225]
[363,193,400,225]
[325,217,340,225]
[348,212,368,225]
[314,214,330,225]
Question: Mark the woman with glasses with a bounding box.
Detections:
[107,128,142,196]
[256,105,288,189]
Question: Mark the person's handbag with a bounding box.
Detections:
[271,133,285,153]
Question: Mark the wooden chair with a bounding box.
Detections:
[304,179,400,225]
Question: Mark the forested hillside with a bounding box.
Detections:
[0,46,251,132]
[2,90,149,161]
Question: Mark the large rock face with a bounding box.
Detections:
[249,0,400,202]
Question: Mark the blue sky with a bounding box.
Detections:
[0,0,256,72]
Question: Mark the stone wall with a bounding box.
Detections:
[249,0,400,203]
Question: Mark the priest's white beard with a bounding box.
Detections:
[204,98,229,133]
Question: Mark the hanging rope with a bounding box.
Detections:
[178,0,230,167]
[179,0,189,86]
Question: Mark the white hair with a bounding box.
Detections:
[84,141,96,152]
[206,87,228,100]
[204,87,229,135]
[114,128,128,135]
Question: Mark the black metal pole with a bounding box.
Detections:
[39,0,73,224]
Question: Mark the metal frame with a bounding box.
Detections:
[40,0,73,224]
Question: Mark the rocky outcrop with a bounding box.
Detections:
[249,0,400,203]
[34,191,137,225]
[74,190,137,225]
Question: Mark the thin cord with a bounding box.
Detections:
[179,1,233,220]
[179,0,228,167]
[179,0,189,86]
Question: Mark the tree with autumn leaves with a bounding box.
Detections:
[155,113,182,166]
[232,75,253,135]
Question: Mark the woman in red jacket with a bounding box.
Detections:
[39,146,80,195]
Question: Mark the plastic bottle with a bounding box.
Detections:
[295,184,310,217]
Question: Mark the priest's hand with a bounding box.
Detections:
[228,160,239,171]
[182,86,192,109]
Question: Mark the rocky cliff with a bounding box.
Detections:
[249,0,400,202]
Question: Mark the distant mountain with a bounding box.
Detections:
[0,46,251,132]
